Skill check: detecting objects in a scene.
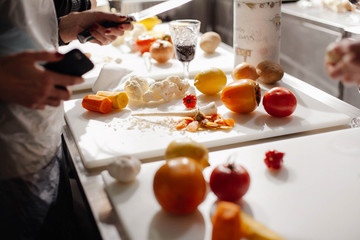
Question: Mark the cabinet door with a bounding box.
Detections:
[280,14,341,97]
[212,0,233,45]
[158,0,210,32]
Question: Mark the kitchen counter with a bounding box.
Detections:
[62,39,360,239]
[282,1,360,35]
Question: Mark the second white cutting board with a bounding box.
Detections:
[102,127,360,240]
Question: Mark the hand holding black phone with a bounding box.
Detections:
[43,48,94,76]
[43,49,94,89]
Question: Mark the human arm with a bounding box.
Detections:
[325,39,360,85]
[53,0,92,18]
[58,11,134,46]
[0,51,84,109]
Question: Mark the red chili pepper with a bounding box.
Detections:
[264,150,284,170]
[183,94,197,108]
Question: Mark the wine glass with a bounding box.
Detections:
[347,0,360,127]
[349,84,360,127]
[108,0,122,13]
[350,98,360,127]
[169,19,201,81]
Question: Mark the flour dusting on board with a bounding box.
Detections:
[105,116,180,134]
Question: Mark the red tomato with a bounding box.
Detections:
[262,87,297,117]
[136,35,156,54]
[209,163,250,202]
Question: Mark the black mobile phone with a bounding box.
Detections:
[43,48,94,77]
[43,48,94,90]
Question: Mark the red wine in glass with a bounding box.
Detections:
[175,44,196,62]
[169,19,201,80]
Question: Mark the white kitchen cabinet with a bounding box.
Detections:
[280,12,341,98]
[281,3,360,108]
[211,0,234,45]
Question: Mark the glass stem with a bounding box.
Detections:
[349,85,360,128]
[183,62,190,80]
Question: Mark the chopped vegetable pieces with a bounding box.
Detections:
[176,111,235,132]
[82,95,112,114]
[96,91,129,109]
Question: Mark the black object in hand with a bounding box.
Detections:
[43,49,94,89]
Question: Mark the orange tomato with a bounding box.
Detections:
[220,79,261,114]
[153,157,207,215]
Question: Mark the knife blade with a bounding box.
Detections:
[77,0,192,43]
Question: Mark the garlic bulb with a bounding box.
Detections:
[107,156,141,183]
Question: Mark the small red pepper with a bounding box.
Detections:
[183,94,197,108]
[264,149,284,170]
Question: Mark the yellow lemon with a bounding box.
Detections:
[165,138,210,170]
[138,16,162,31]
[194,68,227,95]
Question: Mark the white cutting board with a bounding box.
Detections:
[102,127,360,240]
[64,74,351,169]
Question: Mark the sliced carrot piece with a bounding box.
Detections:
[224,118,235,127]
[82,95,112,114]
[212,201,243,240]
[214,119,225,125]
[176,119,191,130]
[176,122,187,130]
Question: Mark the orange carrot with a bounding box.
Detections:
[212,201,243,240]
[82,95,112,114]
[176,118,193,130]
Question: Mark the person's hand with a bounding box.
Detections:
[325,39,360,85]
[59,10,134,45]
[0,51,84,109]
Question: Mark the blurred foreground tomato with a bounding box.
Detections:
[209,163,250,202]
[153,157,207,214]
[263,87,297,117]
[220,79,261,113]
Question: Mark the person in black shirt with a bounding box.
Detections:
[0,1,132,239]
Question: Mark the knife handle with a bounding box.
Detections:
[77,16,135,43]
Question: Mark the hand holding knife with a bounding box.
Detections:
[77,0,192,43]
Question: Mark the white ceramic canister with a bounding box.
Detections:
[233,0,281,67]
